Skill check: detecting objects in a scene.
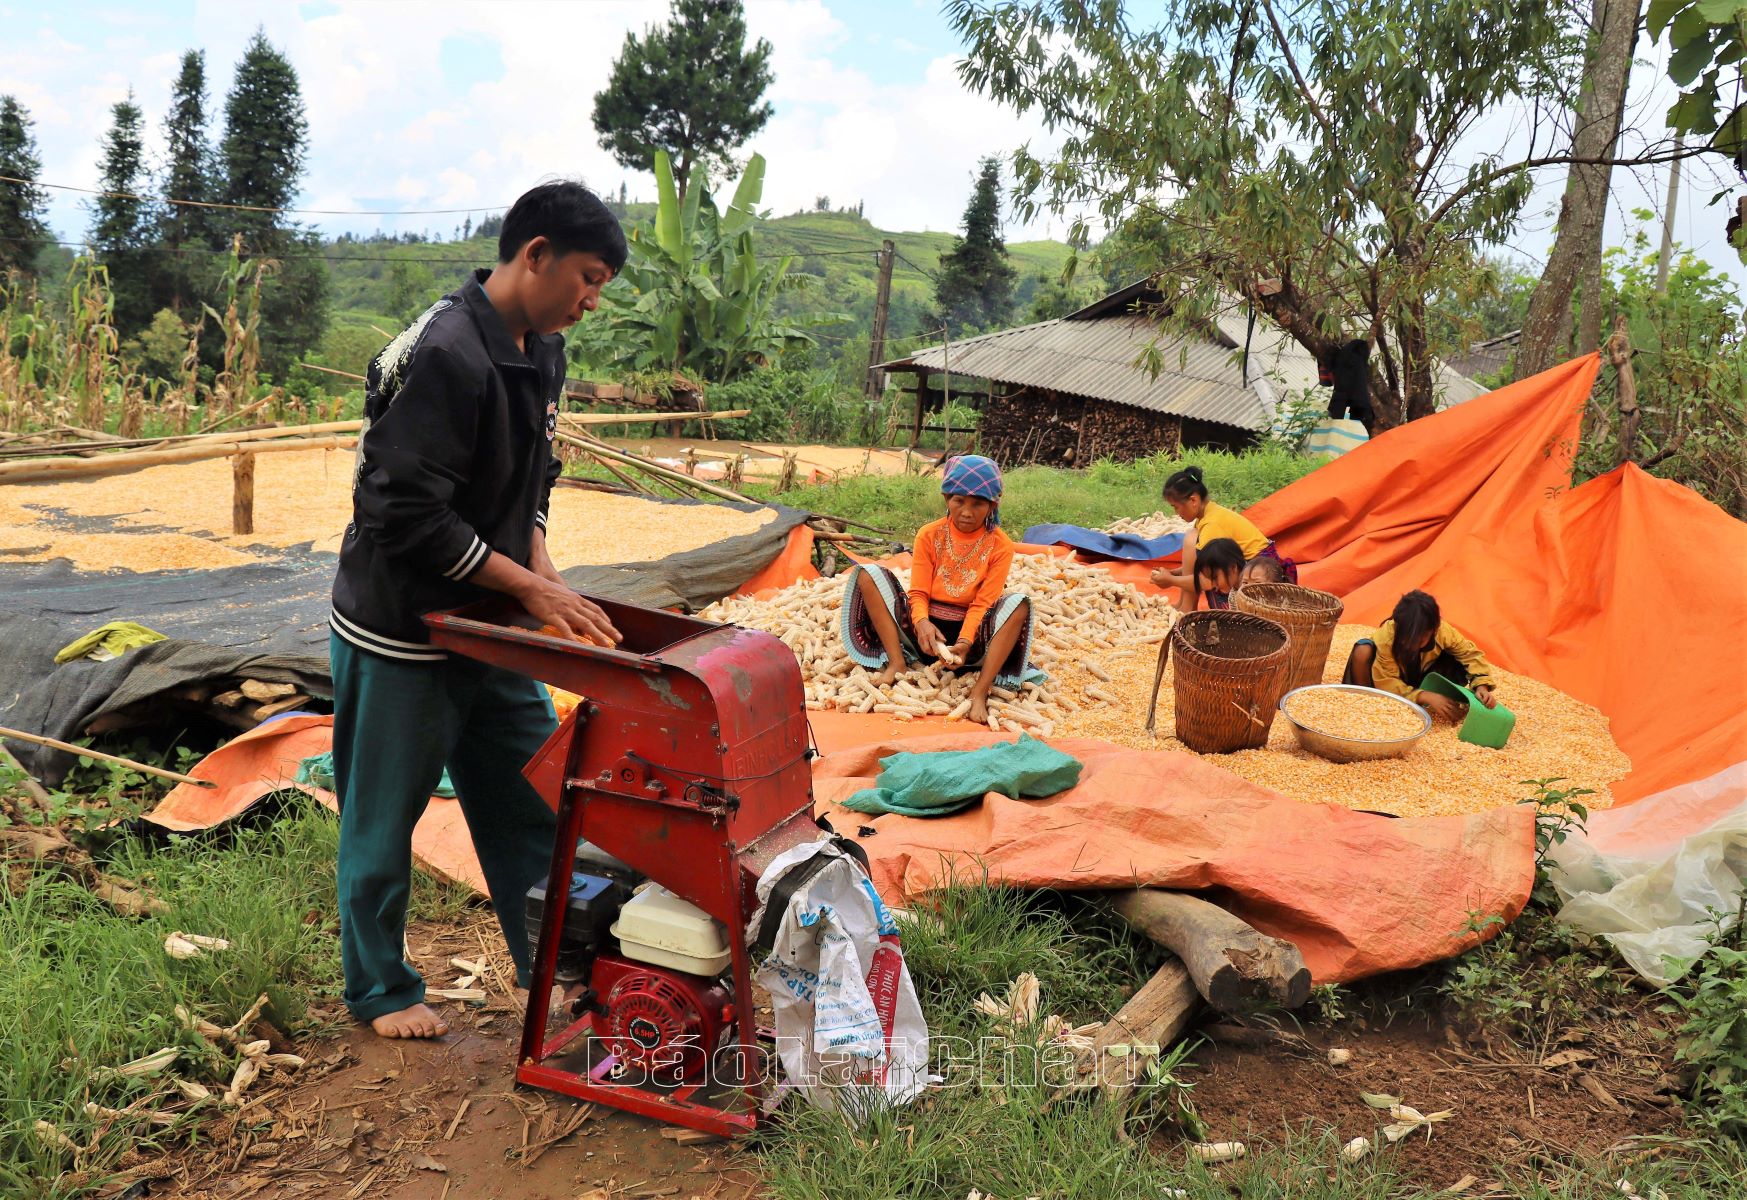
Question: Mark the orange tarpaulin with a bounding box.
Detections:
[146,715,489,892]
[815,732,1535,983]
[1244,354,1747,805]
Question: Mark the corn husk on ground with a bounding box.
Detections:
[700,556,1180,736]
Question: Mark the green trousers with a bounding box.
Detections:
[330,633,557,1022]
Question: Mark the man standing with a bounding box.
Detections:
[329,182,626,1038]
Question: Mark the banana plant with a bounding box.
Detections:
[575,151,846,383]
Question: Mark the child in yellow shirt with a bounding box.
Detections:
[1342,590,1500,720]
[841,455,1033,725]
[1148,466,1295,610]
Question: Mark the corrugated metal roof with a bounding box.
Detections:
[878,314,1272,432]
[878,286,1490,430]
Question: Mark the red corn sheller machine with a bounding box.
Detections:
[424,594,822,1136]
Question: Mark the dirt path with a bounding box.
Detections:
[155,916,762,1200]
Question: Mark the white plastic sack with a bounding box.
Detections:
[1548,762,1747,984]
[749,838,931,1111]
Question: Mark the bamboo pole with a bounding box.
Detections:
[0,419,364,461]
[0,435,358,485]
[0,725,215,788]
[555,408,751,428]
[553,432,758,505]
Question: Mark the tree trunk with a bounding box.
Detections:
[1516,0,1642,378]
[1109,890,1312,1013]
[1400,292,1438,423]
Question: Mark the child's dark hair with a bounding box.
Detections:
[1195,537,1244,588]
[1391,590,1441,685]
[1243,555,1288,584]
[498,181,628,272]
[1163,465,1208,502]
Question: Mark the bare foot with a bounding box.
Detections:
[968,696,990,726]
[369,1002,448,1039]
[873,663,901,687]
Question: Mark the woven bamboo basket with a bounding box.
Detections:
[1161,611,1292,753]
[1232,582,1346,693]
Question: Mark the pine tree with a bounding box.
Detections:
[592,0,774,199]
[217,28,308,251]
[88,93,156,332]
[161,51,214,252]
[0,96,50,279]
[931,158,1017,334]
[215,29,327,375]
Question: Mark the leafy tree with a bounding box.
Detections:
[157,50,216,315]
[948,0,1605,428]
[931,157,1016,334]
[592,0,774,200]
[388,258,437,323]
[1025,270,1095,322]
[1651,0,1747,154]
[215,29,327,375]
[89,92,155,333]
[122,307,193,381]
[0,96,50,278]
[1585,219,1747,516]
[571,151,842,382]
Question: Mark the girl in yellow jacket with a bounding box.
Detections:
[1148,465,1295,612]
[1342,590,1499,721]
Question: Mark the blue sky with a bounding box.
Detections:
[0,0,1738,292]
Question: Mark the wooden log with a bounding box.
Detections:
[555,408,750,428]
[0,435,357,485]
[232,452,255,535]
[1110,890,1312,1013]
[1082,957,1200,1098]
[0,724,215,788]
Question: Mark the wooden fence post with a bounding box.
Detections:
[1604,314,1639,468]
[233,452,256,535]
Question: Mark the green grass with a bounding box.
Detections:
[0,800,468,1197]
[763,447,1321,543]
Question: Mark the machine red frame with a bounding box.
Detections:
[425,594,820,1136]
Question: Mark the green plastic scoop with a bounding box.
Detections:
[1420,671,1516,748]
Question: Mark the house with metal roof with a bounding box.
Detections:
[875,280,1487,465]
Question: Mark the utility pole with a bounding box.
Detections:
[864,239,895,400]
[1656,136,1682,294]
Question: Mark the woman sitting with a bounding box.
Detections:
[841,454,1033,726]
[1148,465,1295,611]
[1342,589,1499,721]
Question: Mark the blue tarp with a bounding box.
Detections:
[1018,524,1187,561]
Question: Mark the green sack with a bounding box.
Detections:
[842,734,1083,818]
[296,751,457,799]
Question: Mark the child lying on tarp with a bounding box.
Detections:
[1341,589,1500,721]
[842,454,1033,726]
[1148,465,1295,611]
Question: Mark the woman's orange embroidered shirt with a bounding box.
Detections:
[907,517,1015,635]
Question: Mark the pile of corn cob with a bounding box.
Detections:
[699,556,1176,735]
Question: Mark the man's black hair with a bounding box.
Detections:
[497,181,628,272]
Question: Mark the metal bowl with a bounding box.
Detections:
[1276,684,1432,763]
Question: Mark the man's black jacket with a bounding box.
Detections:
[330,270,563,661]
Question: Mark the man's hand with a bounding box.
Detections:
[473,549,621,645]
[530,526,565,587]
[1421,693,1462,722]
[915,619,945,657]
[1473,684,1497,709]
[520,576,621,645]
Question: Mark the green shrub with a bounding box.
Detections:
[706,366,870,444]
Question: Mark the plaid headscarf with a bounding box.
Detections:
[941,454,1003,527]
